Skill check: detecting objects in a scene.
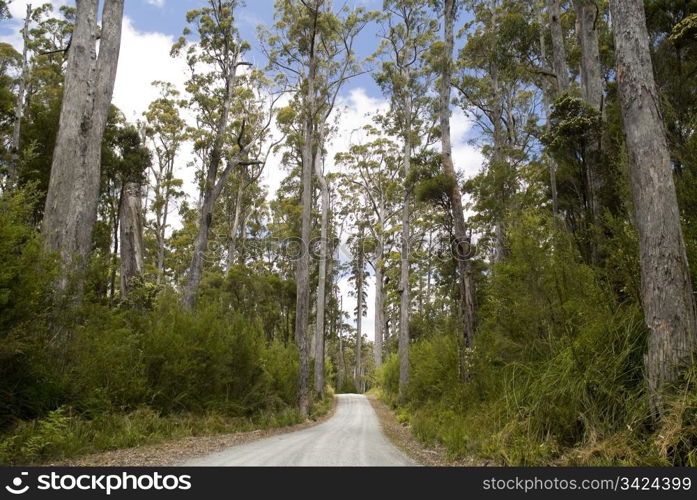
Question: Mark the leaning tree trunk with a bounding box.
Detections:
[182,44,240,310]
[9,4,31,184]
[611,0,697,411]
[43,0,124,294]
[119,182,144,298]
[546,0,570,93]
[398,112,412,402]
[441,0,477,352]
[313,134,329,398]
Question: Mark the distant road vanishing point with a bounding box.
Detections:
[184,394,415,466]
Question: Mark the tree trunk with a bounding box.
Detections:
[9,3,31,184]
[574,0,604,259]
[398,116,412,402]
[373,206,385,367]
[313,133,329,398]
[119,182,144,298]
[546,0,570,93]
[355,231,365,393]
[611,0,697,410]
[537,6,560,218]
[43,0,124,295]
[227,181,244,271]
[490,0,509,264]
[109,192,120,303]
[156,157,174,284]
[182,38,240,310]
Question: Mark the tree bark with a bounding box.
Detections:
[546,0,570,93]
[43,0,125,294]
[313,132,329,398]
[441,0,477,352]
[119,182,144,298]
[9,3,31,184]
[611,0,697,409]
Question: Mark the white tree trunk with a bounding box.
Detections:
[398,124,412,402]
[43,0,125,294]
[441,0,477,355]
[9,3,31,184]
[546,0,570,93]
[313,133,329,398]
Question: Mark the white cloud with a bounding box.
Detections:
[7,0,68,19]
[145,0,166,7]
[112,17,188,123]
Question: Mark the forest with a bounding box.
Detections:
[1,0,697,466]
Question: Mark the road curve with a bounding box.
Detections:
[184,394,415,466]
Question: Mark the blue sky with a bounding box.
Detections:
[122,0,383,98]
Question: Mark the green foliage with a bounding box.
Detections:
[0,189,310,464]
[0,189,59,427]
[376,210,693,465]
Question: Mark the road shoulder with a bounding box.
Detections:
[48,398,338,467]
[366,393,491,467]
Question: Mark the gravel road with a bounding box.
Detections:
[184,394,414,466]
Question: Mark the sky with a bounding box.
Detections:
[1,0,485,342]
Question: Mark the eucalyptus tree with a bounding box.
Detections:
[8,3,32,184]
[375,0,437,400]
[610,0,697,412]
[42,0,125,294]
[173,0,278,310]
[143,82,187,284]
[433,0,476,349]
[456,1,538,260]
[262,0,374,408]
[336,127,401,367]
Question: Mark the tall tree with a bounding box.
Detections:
[376,0,436,400]
[573,0,604,258]
[436,0,476,349]
[143,82,186,285]
[611,0,697,409]
[42,0,125,293]
[9,3,32,185]
[264,0,372,410]
[175,1,274,309]
[337,130,401,368]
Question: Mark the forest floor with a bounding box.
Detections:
[47,399,338,467]
[366,393,494,467]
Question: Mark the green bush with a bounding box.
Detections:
[377,210,677,465]
[0,188,60,426]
